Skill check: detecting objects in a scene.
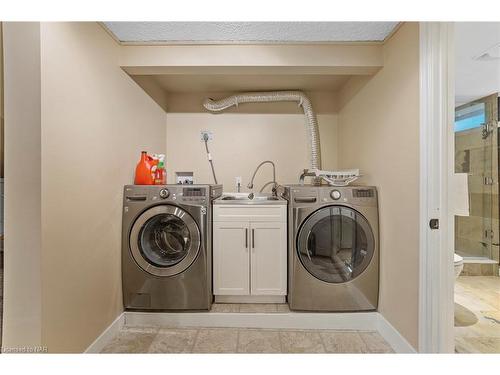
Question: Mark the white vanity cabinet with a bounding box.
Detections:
[249,221,287,295]
[212,203,287,302]
[212,221,250,295]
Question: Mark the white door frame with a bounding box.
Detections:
[418,22,456,353]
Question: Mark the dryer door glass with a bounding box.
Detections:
[297,206,375,284]
[129,205,201,277]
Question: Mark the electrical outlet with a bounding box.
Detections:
[200,130,213,141]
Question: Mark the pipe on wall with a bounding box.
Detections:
[203,91,322,177]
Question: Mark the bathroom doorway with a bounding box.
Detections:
[454,94,499,269]
[453,22,500,353]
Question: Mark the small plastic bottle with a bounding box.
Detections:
[154,156,166,185]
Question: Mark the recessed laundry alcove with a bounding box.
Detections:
[119,44,382,190]
[119,25,421,352]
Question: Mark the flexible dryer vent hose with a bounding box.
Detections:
[203,91,322,180]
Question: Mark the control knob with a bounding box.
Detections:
[330,190,341,200]
[159,188,170,199]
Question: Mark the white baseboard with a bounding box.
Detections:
[376,314,416,353]
[84,313,125,353]
[215,295,286,303]
[124,311,378,331]
[86,310,416,353]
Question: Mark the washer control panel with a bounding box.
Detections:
[182,187,207,203]
[124,184,222,206]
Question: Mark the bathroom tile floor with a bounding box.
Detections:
[454,276,500,353]
[100,326,394,353]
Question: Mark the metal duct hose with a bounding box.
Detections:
[203,91,322,179]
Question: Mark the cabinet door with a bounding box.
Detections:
[213,221,250,295]
[250,221,287,295]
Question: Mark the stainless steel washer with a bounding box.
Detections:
[122,184,222,310]
[284,185,379,311]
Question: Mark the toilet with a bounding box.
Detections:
[454,253,464,278]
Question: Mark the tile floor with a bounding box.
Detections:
[101,302,393,353]
[454,276,500,353]
[210,303,290,313]
[0,250,3,348]
[100,326,394,354]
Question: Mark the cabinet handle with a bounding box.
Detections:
[245,228,248,248]
[252,229,255,249]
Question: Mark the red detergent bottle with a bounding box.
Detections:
[134,151,154,185]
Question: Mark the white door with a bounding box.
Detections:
[213,221,250,295]
[419,22,455,353]
[250,221,287,295]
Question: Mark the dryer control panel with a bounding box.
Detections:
[319,187,377,207]
[284,185,377,208]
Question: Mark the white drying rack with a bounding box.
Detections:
[300,168,361,186]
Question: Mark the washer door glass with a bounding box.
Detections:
[139,214,191,267]
[297,206,375,283]
[129,205,201,277]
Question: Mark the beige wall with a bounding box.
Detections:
[39,22,166,352]
[2,22,43,349]
[0,23,2,119]
[3,22,166,352]
[163,91,339,114]
[338,23,420,348]
[119,44,383,75]
[166,112,338,191]
[1,23,4,177]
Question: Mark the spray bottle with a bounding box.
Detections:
[154,154,166,185]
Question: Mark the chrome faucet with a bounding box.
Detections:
[247,160,278,199]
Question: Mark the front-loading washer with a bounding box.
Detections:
[284,185,379,311]
[122,184,222,310]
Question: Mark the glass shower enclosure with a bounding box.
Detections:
[455,93,499,265]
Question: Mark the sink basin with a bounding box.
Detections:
[220,196,248,201]
[215,193,287,205]
[221,195,279,201]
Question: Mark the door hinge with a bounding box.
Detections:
[429,219,439,230]
[484,176,494,185]
[485,229,494,239]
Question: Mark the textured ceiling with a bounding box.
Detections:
[103,22,399,43]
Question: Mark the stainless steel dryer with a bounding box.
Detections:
[285,185,379,311]
[122,184,222,310]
